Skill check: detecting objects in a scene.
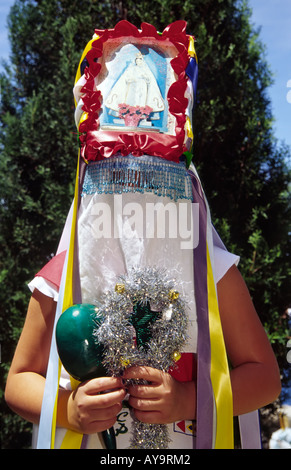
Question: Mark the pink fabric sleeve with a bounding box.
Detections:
[34,250,67,289]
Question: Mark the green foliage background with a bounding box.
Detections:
[0,0,290,448]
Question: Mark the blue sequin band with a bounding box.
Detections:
[81,155,193,202]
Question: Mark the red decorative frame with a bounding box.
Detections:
[78,21,192,163]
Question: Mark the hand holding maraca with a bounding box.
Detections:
[64,376,125,435]
[56,303,125,448]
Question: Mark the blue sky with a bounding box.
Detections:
[0,0,291,148]
[0,0,14,75]
[249,0,291,149]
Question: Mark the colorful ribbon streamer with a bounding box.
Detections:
[188,166,234,449]
[36,155,84,449]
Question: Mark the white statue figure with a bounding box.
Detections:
[104,52,165,115]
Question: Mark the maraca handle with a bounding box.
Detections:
[102,426,116,449]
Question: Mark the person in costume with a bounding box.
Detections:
[5,21,281,450]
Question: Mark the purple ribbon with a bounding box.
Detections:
[186,57,198,104]
[188,170,214,449]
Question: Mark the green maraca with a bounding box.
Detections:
[56,303,116,449]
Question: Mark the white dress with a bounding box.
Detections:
[29,156,239,450]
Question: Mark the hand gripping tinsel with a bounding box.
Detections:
[94,266,189,449]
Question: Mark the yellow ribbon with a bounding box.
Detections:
[50,361,62,449]
[49,155,84,449]
[186,116,193,141]
[60,376,83,449]
[50,35,92,445]
[188,35,198,62]
[62,157,80,311]
[74,34,99,97]
[207,245,234,448]
[60,429,83,449]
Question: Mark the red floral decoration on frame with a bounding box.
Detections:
[78,20,192,163]
[118,104,153,127]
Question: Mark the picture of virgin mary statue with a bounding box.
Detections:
[104,51,165,123]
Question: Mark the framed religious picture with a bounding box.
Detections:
[74,21,198,163]
[99,45,171,133]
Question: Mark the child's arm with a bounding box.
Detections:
[5,289,126,434]
[5,289,56,424]
[124,265,281,422]
[217,264,281,415]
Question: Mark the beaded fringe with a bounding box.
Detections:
[81,155,193,202]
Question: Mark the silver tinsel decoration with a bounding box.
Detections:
[94,266,189,449]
